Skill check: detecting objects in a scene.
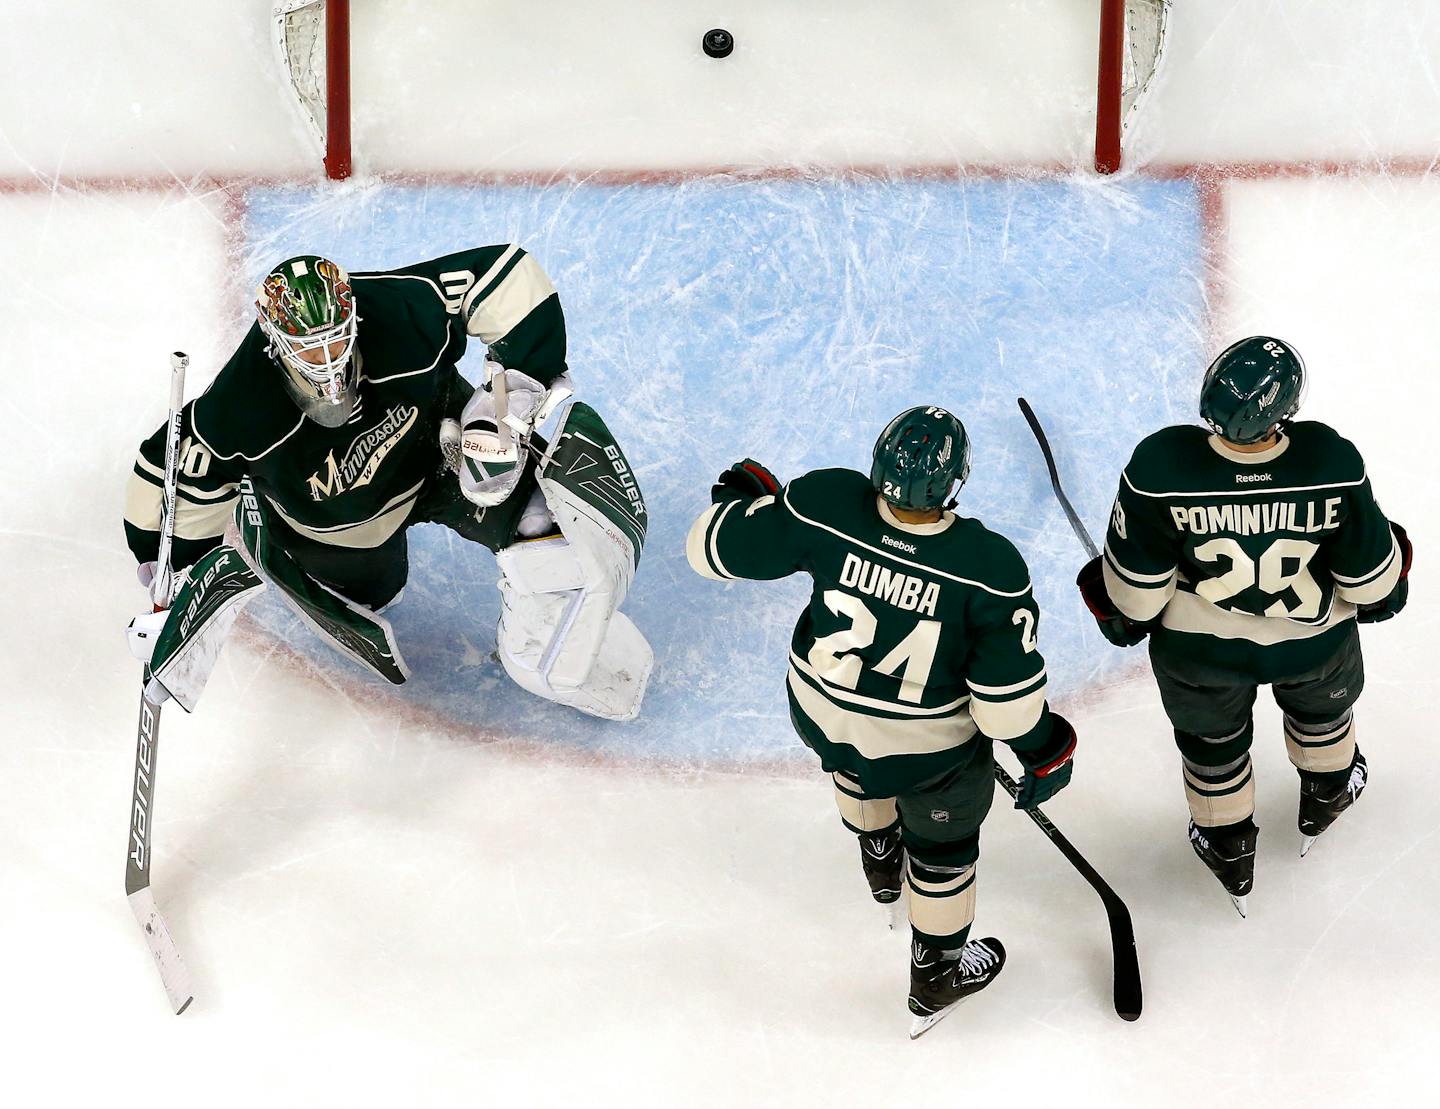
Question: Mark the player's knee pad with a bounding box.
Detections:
[1182,753,1256,827]
[831,770,899,833]
[1284,711,1356,773]
[906,856,977,948]
[1173,717,1254,769]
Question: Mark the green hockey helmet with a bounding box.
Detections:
[1199,336,1306,445]
[256,255,359,428]
[870,406,971,510]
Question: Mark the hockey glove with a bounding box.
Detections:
[1012,713,1077,810]
[1077,556,1150,647]
[137,560,185,609]
[1357,521,1412,623]
[711,458,781,504]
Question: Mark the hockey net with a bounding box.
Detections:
[1095,0,1171,174]
[273,0,351,179]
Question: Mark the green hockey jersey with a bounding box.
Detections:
[123,245,567,567]
[1103,421,1401,677]
[686,468,1052,795]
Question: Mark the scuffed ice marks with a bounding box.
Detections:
[237,173,1205,762]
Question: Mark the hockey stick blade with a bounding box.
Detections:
[128,887,194,1014]
[1016,397,1100,561]
[994,763,1142,1021]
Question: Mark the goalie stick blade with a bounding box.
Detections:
[128,889,194,1014]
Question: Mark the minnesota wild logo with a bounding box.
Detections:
[306,404,418,500]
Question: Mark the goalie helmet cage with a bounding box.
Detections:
[274,0,351,179]
[1095,0,1171,174]
[278,0,1162,181]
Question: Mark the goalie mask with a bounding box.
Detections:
[257,255,359,428]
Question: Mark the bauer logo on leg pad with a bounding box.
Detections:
[540,402,647,563]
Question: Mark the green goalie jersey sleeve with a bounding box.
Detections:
[1103,421,1401,675]
[123,400,248,568]
[382,246,569,386]
[687,467,1052,795]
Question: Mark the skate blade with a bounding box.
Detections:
[909,997,969,1040]
[1229,894,1248,919]
[885,900,905,931]
[1299,834,1318,858]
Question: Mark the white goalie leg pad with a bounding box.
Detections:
[495,518,651,721]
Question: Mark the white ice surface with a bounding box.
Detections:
[3,4,1440,1107]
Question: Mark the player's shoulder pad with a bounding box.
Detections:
[944,516,1034,598]
[782,467,870,517]
[1286,420,1366,480]
[1122,424,1211,494]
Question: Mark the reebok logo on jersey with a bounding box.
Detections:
[1235,472,1273,483]
[881,534,917,553]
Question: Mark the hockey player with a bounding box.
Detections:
[124,247,651,721]
[686,407,1078,1038]
[1079,337,1410,914]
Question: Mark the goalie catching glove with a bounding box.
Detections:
[457,362,573,507]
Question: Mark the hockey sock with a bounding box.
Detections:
[906,856,977,948]
[1182,753,1255,827]
[1284,712,1356,774]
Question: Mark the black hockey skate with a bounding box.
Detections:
[1188,818,1258,918]
[1298,750,1367,857]
[858,825,904,905]
[907,937,1006,1039]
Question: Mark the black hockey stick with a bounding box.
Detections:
[124,352,195,1014]
[1016,397,1100,561]
[994,764,1142,1021]
[1011,396,1141,1020]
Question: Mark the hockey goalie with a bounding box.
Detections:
[122,247,652,721]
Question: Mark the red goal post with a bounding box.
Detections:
[273,0,351,179]
[1095,0,1171,174]
[276,1,1164,181]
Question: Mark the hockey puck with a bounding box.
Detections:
[702,28,734,59]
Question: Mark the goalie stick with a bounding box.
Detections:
[124,352,195,1014]
[1009,395,1141,1022]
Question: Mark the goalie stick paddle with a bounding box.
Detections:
[124,351,195,1015]
[994,763,1142,1021]
[1016,397,1101,561]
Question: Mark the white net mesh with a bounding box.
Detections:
[274,0,327,154]
[1121,0,1171,124]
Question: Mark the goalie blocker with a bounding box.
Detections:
[138,402,651,722]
